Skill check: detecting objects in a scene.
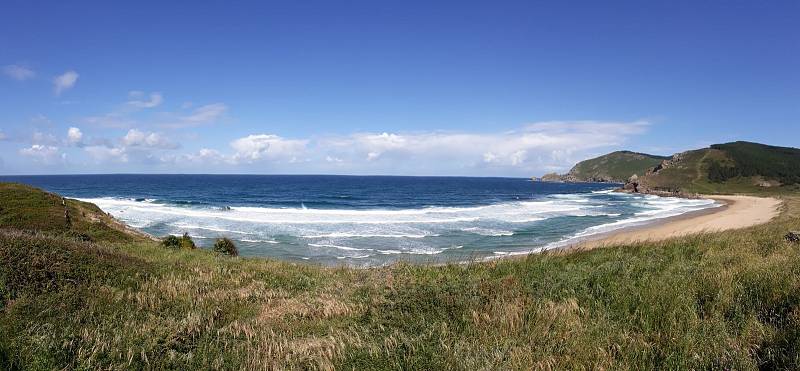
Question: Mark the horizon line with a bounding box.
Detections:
[0,172,535,179]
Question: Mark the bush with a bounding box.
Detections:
[162,235,181,249]
[213,238,238,256]
[162,233,195,249]
[180,233,196,250]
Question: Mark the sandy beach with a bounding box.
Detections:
[567,195,783,250]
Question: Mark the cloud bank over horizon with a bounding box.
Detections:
[3,84,651,176]
[12,120,650,176]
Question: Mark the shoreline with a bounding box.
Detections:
[557,195,782,252]
[76,189,782,266]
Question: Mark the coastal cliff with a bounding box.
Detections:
[539,141,800,195]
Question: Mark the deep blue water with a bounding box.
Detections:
[1,175,718,266]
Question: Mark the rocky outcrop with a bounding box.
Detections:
[540,172,564,182]
[622,174,640,193]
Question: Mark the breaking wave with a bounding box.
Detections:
[80,190,718,265]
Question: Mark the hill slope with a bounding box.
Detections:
[2,183,800,369]
[563,151,669,183]
[0,183,149,242]
[636,142,800,194]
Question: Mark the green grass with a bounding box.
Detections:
[648,149,758,194]
[0,183,137,243]
[2,184,800,369]
[634,142,800,195]
[568,151,668,182]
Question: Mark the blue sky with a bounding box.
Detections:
[1,1,798,176]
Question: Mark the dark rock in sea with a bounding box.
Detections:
[622,174,640,193]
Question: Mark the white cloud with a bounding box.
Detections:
[171,134,308,166]
[0,131,6,141]
[127,91,163,108]
[2,65,35,81]
[19,145,64,164]
[163,103,227,128]
[121,129,178,149]
[32,131,59,145]
[30,114,53,127]
[185,103,227,123]
[17,119,650,175]
[230,134,307,162]
[177,148,227,164]
[214,120,647,174]
[67,127,83,145]
[81,128,179,165]
[224,120,648,174]
[84,145,128,163]
[83,113,135,129]
[523,120,649,137]
[53,70,79,95]
[82,94,228,130]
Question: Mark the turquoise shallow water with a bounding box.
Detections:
[2,175,718,266]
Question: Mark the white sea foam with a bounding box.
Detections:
[82,191,720,264]
[308,243,372,251]
[300,232,435,239]
[461,227,515,236]
[239,239,279,243]
[170,223,252,235]
[83,197,596,224]
[409,248,445,255]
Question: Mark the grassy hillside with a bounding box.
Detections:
[2,183,800,369]
[710,142,800,185]
[0,183,145,243]
[638,142,800,194]
[566,151,668,183]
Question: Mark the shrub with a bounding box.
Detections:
[162,235,181,249]
[213,237,238,256]
[180,233,196,250]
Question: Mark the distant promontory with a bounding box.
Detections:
[538,141,800,195]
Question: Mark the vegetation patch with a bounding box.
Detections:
[566,151,669,183]
[179,232,196,250]
[162,235,182,249]
[710,141,800,185]
[213,237,238,256]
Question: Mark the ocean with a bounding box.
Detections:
[1,174,719,266]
